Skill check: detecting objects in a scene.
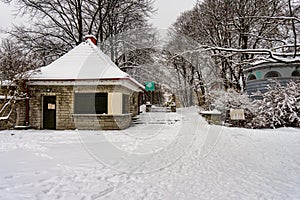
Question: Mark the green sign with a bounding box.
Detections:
[145,82,155,91]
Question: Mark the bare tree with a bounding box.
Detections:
[0,39,40,82]
[2,0,155,63]
[167,0,299,93]
[0,39,38,120]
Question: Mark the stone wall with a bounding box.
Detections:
[73,114,132,130]
[28,85,75,130]
[15,99,27,126]
[245,77,300,97]
[0,98,27,130]
[130,92,140,116]
[0,98,14,130]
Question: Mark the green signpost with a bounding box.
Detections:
[145,82,155,91]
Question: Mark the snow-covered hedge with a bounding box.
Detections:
[206,89,257,127]
[206,81,300,129]
[208,89,256,112]
[253,81,300,129]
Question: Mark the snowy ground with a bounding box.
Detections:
[0,107,299,200]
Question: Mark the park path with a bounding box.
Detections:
[0,107,299,199]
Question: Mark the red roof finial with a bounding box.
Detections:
[84,35,97,45]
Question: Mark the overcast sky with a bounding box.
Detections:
[0,0,197,39]
[150,0,196,29]
[0,2,16,29]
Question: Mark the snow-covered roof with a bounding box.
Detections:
[28,39,144,91]
[30,39,128,80]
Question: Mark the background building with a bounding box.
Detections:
[244,61,300,98]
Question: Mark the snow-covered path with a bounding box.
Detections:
[0,108,299,200]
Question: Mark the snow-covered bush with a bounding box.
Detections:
[207,89,255,111]
[253,81,300,128]
[206,89,257,127]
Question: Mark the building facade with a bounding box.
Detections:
[244,61,300,97]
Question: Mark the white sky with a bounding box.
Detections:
[150,0,197,29]
[0,2,16,29]
[0,0,197,40]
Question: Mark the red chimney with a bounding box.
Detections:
[84,35,97,45]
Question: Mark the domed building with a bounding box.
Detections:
[244,61,300,98]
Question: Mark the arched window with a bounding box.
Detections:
[247,74,256,81]
[264,71,281,78]
[291,70,300,77]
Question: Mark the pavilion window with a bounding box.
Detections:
[74,93,107,114]
[264,71,281,78]
[122,94,129,114]
[292,70,300,77]
[247,74,257,81]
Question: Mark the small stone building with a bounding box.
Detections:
[244,61,300,98]
[22,36,144,130]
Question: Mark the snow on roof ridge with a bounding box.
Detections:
[86,39,129,76]
[84,35,96,40]
[86,40,144,89]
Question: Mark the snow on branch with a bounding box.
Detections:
[241,33,288,45]
[0,97,15,121]
[236,16,300,23]
[195,45,300,63]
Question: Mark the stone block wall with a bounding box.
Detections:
[130,92,139,116]
[28,85,75,130]
[0,98,27,130]
[0,99,14,130]
[15,99,27,126]
[73,114,132,130]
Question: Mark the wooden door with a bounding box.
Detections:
[43,96,56,129]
